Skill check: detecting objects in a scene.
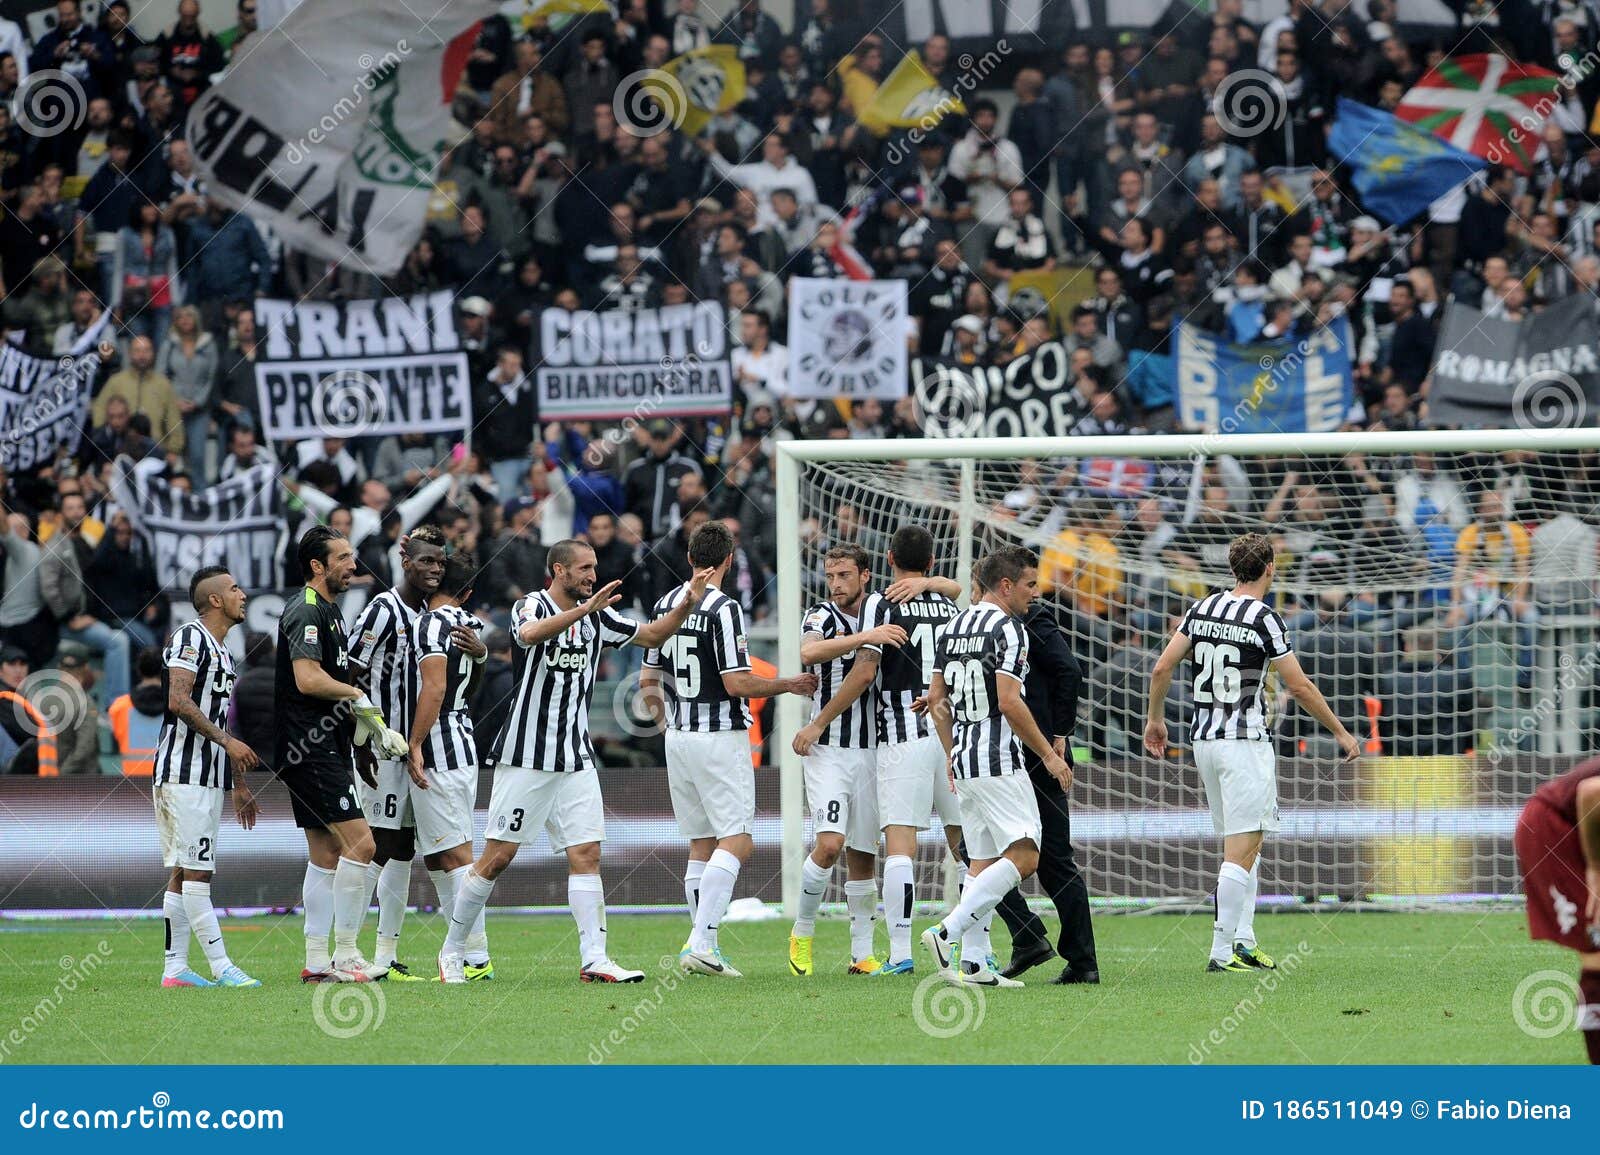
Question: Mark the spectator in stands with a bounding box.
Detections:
[488,35,568,142]
[52,287,105,356]
[646,503,708,596]
[183,202,270,326]
[470,629,515,751]
[624,420,702,540]
[1448,488,1536,687]
[5,255,72,352]
[228,630,275,769]
[588,511,650,614]
[111,200,179,347]
[39,489,131,705]
[93,335,182,463]
[86,511,161,653]
[107,645,163,776]
[0,645,31,747]
[1380,625,1476,756]
[732,307,788,403]
[564,29,617,140]
[216,421,275,482]
[0,501,55,667]
[44,644,99,774]
[31,0,115,100]
[156,304,215,482]
[483,496,549,611]
[214,307,262,434]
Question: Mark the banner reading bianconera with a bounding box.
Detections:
[531,301,734,421]
[787,278,908,400]
[254,290,470,441]
[1427,293,1600,427]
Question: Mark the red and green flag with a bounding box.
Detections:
[1395,53,1562,173]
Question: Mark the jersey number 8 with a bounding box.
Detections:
[1192,641,1243,705]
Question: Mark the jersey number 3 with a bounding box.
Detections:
[1192,641,1242,705]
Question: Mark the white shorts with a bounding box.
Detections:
[411,768,477,852]
[484,765,605,852]
[804,744,879,854]
[957,773,1041,861]
[1194,739,1280,837]
[877,734,962,831]
[154,783,225,871]
[665,728,754,841]
[358,758,414,831]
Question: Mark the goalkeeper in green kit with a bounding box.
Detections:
[275,525,411,983]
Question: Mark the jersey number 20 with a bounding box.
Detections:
[942,658,991,722]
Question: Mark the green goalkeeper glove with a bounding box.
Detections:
[352,694,409,759]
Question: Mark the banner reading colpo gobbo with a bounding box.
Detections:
[787,278,908,400]
[254,289,471,441]
[530,301,734,421]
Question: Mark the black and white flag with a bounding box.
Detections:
[0,314,111,472]
[112,457,286,594]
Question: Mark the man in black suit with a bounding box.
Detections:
[992,598,1100,984]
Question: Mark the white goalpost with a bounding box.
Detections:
[775,428,1600,921]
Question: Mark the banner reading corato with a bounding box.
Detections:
[530,301,734,421]
[253,291,471,441]
[185,0,501,275]
[1427,294,1600,427]
[112,457,286,594]
[0,313,110,472]
[787,278,909,400]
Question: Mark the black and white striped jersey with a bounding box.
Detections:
[801,600,878,749]
[411,605,485,772]
[935,602,1028,780]
[154,622,237,788]
[349,588,422,735]
[496,590,639,772]
[860,589,959,744]
[643,585,752,733]
[1179,590,1292,742]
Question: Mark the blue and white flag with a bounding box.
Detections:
[1327,97,1487,225]
[1175,319,1355,434]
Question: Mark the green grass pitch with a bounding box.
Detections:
[0,910,1585,1064]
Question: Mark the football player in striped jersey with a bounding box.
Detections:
[153,566,261,989]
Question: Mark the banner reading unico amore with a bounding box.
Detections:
[910,342,1082,438]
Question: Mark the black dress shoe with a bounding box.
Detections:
[1050,967,1100,985]
[999,939,1056,980]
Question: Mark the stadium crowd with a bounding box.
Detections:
[1,0,1600,773]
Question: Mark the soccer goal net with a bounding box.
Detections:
[774,429,1600,918]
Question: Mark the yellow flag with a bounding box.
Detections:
[524,0,612,25]
[647,45,746,137]
[860,49,964,138]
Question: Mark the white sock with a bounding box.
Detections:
[791,856,831,938]
[938,860,1021,942]
[883,854,915,964]
[332,856,371,957]
[691,848,739,954]
[1235,860,1260,949]
[570,874,607,968]
[844,878,877,962]
[429,868,456,922]
[445,868,494,956]
[303,863,334,972]
[364,859,382,906]
[181,880,230,978]
[162,890,190,978]
[684,859,707,947]
[374,859,409,967]
[1213,861,1251,963]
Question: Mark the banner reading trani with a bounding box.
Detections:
[531,301,734,421]
[1175,320,1354,434]
[111,457,285,594]
[1427,293,1600,428]
[253,291,471,442]
[788,278,908,401]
